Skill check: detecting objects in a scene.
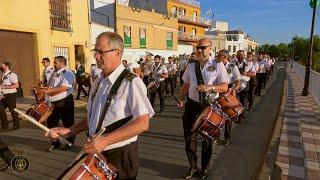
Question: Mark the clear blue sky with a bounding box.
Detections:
[200,0,320,45]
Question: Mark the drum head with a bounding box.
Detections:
[192,107,209,132]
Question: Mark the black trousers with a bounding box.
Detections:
[248,78,257,109]
[238,90,249,121]
[256,73,266,96]
[76,83,88,99]
[179,71,185,87]
[143,76,149,87]
[0,93,19,128]
[165,74,176,96]
[182,99,212,170]
[224,120,232,140]
[102,141,139,180]
[149,81,166,111]
[47,95,75,145]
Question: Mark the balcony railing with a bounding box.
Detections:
[172,11,211,27]
[176,0,200,8]
[178,32,205,42]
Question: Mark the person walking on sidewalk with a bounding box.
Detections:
[0,62,20,130]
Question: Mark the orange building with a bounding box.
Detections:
[167,0,211,55]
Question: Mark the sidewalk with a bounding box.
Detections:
[275,69,320,179]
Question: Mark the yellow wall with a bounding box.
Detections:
[116,4,178,50]
[167,0,205,35]
[0,0,90,81]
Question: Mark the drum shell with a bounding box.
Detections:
[192,106,227,139]
[26,101,53,123]
[58,154,117,180]
[216,89,244,119]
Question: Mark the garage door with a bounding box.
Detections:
[0,30,37,96]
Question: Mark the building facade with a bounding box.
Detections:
[167,0,211,55]
[116,0,178,63]
[0,0,90,95]
[225,30,259,55]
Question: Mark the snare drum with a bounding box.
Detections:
[146,81,159,93]
[192,106,228,139]
[58,154,117,180]
[26,101,53,123]
[216,89,244,120]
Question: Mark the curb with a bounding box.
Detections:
[257,66,288,180]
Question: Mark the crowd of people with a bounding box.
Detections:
[0,32,276,179]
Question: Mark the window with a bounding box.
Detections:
[171,6,177,17]
[54,46,69,65]
[193,11,197,22]
[192,28,196,35]
[49,0,72,31]
[233,46,237,53]
[124,26,131,47]
[167,32,173,49]
[139,28,146,48]
[228,45,231,52]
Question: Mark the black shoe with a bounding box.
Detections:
[183,168,198,179]
[13,125,19,130]
[61,144,73,151]
[47,142,61,152]
[224,139,231,146]
[200,170,208,179]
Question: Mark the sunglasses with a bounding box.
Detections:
[196,45,210,51]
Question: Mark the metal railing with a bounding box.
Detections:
[172,11,211,26]
[176,0,200,8]
[292,61,320,104]
[178,32,205,41]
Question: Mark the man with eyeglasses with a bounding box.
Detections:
[41,57,54,87]
[46,32,154,179]
[177,38,229,179]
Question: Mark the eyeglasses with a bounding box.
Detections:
[91,48,118,56]
[41,62,46,64]
[196,45,210,51]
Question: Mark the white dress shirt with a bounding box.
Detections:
[47,67,75,102]
[152,63,168,82]
[87,64,155,151]
[1,71,18,94]
[225,62,241,84]
[43,66,54,84]
[183,57,229,103]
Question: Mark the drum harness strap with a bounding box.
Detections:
[95,69,136,134]
[194,61,206,107]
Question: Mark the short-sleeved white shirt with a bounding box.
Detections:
[90,66,102,79]
[87,64,155,151]
[166,63,177,75]
[183,57,229,103]
[225,62,241,84]
[1,71,18,94]
[43,66,54,84]
[47,67,75,102]
[151,64,168,81]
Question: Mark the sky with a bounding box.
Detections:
[200,0,320,45]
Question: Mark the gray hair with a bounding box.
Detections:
[97,32,124,53]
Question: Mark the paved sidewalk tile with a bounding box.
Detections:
[276,69,320,179]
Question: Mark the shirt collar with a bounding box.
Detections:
[56,67,66,74]
[105,64,125,84]
[3,70,11,76]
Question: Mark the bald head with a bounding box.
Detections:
[197,38,212,47]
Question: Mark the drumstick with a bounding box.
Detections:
[14,108,73,147]
[173,95,181,103]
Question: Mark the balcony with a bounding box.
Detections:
[175,0,200,8]
[172,11,211,28]
[178,32,205,43]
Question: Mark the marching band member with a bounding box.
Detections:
[255,52,270,96]
[40,57,54,87]
[43,56,76,151]
[235,50,256,123]
[165,56,177,97]
[178,55,188,87]
[0,62,20,129]
[246,52,257,112]
[177,38,228,179]
[149,55,168,113]
[216,50,241,145]
[47,32,154,179]
[0,137,15,170]
[75,59,88,100]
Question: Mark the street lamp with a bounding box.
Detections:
[302,1,318,96]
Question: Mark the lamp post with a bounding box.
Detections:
[302,1,318,96]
